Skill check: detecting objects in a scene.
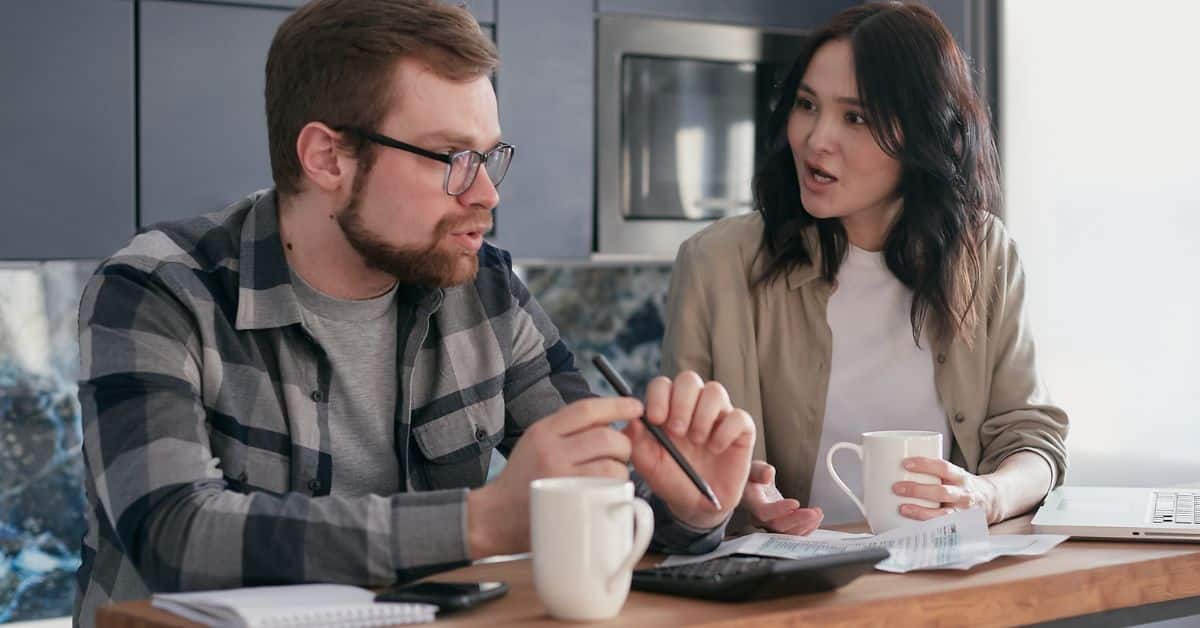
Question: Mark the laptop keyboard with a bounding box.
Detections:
[1151,491,1197,525]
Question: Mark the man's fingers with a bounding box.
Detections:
[705,409,755,453]
[574,458,630,481]
[643,376,673,427]
[667,371,704,437]
[687,381,731,445]
[553,397,643,436]
[563,425,633,464]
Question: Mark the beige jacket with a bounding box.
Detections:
[662,213,1068,506]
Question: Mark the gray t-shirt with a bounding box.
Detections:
[290,268,403,497]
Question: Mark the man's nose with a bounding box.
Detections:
[459,168,500,211]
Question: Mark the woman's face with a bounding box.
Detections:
[787,38,902,234]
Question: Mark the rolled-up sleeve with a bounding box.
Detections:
[977,230,1069,487]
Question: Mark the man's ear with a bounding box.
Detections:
[295,122,354,193]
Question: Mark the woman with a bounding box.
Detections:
[660,2,1067,533]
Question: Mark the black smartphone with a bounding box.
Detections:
[375,580,508,614]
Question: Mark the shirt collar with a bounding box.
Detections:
[784,226,825,290]
[235,189,307,331]
[234,189,444,330]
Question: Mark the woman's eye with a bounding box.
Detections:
[794,97,816,111]
[845,112,867,125]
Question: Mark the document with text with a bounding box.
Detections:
[661,509,1068,573]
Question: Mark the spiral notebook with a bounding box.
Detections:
[152,583,436,627]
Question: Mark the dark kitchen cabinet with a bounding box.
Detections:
[491,0,594,260]
[0,0,135,260]
[138,0,290,227]
[596,0,852,30]
[138,0,496,229]
[923,0,1000,129]
[185,0,495,23]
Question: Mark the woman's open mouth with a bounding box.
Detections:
[803,161,839,192]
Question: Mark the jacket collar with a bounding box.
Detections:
[784,225,826,290]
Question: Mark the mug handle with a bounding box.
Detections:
[606,497,654,593]
[825,442,868,520]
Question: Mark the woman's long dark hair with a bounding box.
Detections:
[754,1,999,344]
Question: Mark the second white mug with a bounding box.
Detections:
[825,430,944,533]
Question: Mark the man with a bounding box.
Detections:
[74,1,755,625]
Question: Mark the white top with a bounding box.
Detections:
[807,244,951,525]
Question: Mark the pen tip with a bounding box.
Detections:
[707,489,722,511]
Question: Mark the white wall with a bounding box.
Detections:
[1002,1,1200,487]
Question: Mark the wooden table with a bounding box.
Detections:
[97,515,1200,627]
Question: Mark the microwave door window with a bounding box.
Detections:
[621,56,757,221]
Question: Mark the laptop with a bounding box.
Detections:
[1032,486,1200,542]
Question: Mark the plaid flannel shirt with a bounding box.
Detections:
[74,190,725,626]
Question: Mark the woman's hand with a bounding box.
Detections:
[893,457,1001,523]
[741,461,823,534]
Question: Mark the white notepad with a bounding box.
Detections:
[152,583,437,627]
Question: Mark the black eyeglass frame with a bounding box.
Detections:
[337,126,515,196]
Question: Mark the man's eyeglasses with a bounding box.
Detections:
[338,126,515,196]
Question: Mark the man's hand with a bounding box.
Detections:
[467,397,642,558]
[626,372,755,530]
[741,461,823,534]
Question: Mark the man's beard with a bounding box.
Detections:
[336,174,491,289]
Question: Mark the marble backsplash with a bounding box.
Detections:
[0,259,674,623]
[0,262,95,623]
[517,264,674,398]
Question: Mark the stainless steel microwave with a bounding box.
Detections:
[595,15,807,258]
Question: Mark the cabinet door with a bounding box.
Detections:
[923,0,999,130]
[138,1,290,227]
[189,0,495,23]
[491,0,593,260]
[0,0,135,260]
[139,1,497,228]
[596,0,853,30]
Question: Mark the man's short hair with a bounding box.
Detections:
[265,0,499,196]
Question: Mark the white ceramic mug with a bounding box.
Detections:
[825,430,944,533]
[530,477,654,621]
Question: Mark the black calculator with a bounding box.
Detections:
[631,547,889,602]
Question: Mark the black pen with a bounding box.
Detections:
[591,355,722,511]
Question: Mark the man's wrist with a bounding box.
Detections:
[668,496,735,532]
[678,511,732,531]
[466,485,499,560]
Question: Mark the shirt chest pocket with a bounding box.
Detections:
[410,395,505,490]
[209,427,291,494]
